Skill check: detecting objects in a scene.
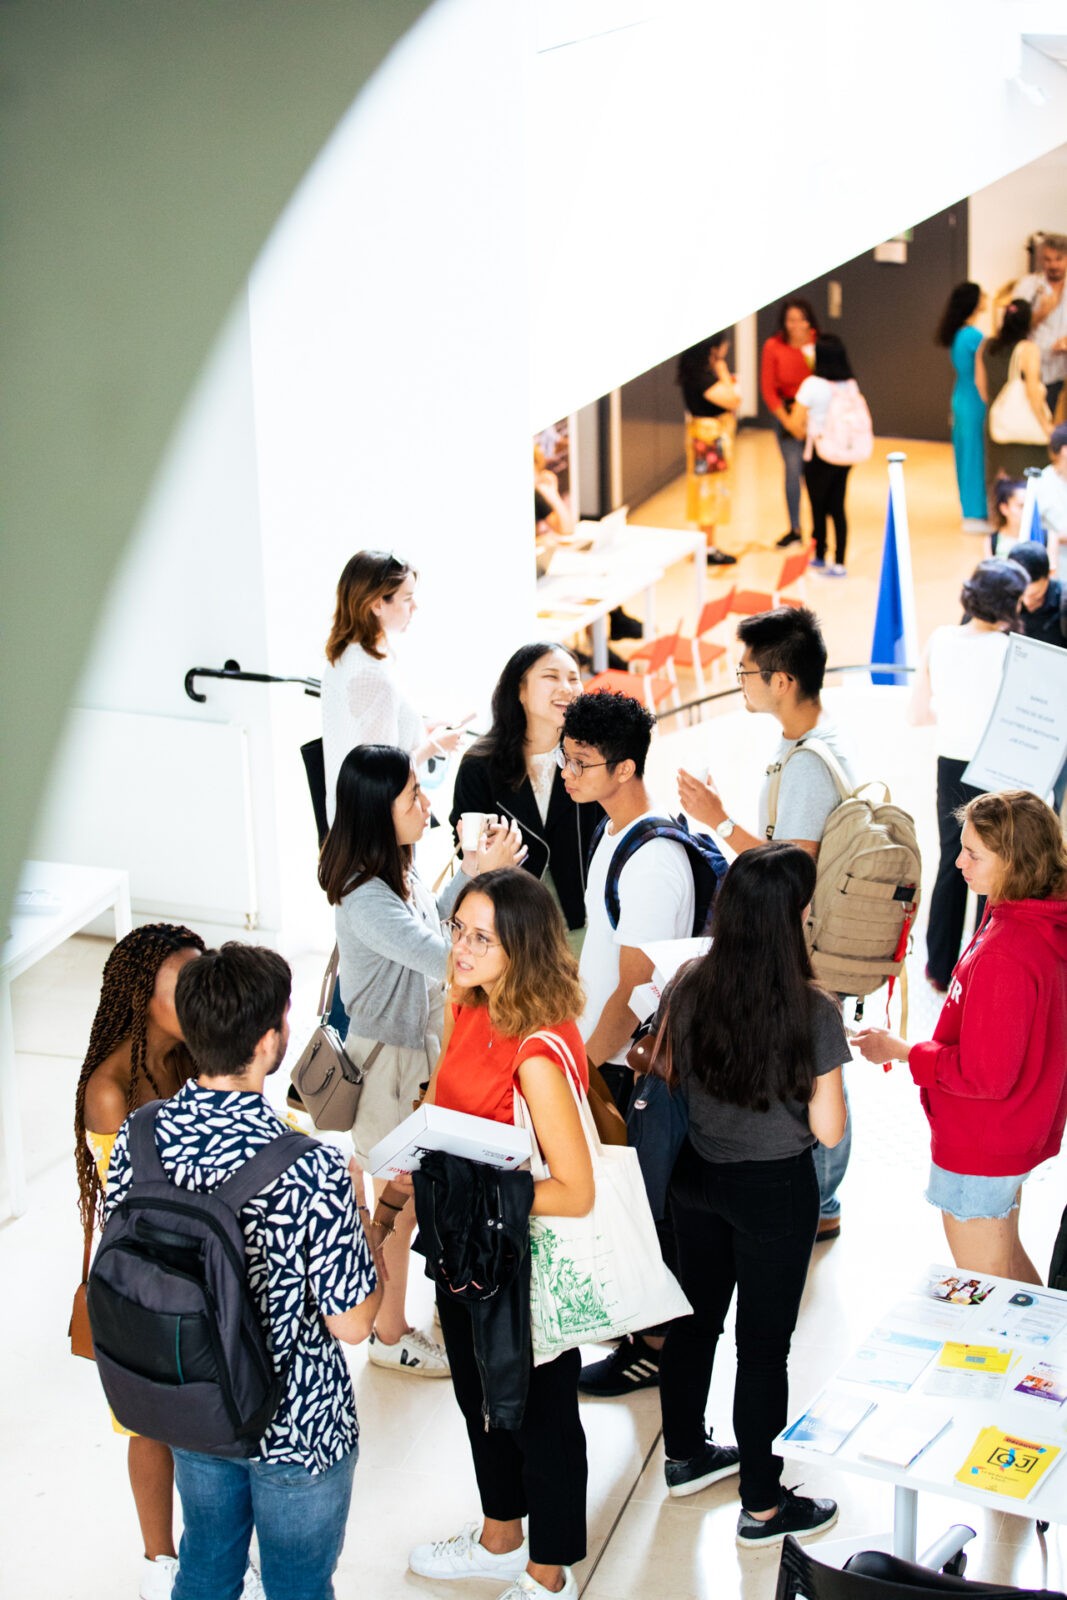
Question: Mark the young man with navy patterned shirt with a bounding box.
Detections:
[105,943,382,1600]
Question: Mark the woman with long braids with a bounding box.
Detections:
[74,923,206,1600]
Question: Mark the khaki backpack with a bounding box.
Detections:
[766,736,921,1015]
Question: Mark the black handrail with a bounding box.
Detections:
[654,661,915,727]
[184,660,322,704]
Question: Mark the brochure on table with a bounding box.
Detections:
[776,1265,1067,1515]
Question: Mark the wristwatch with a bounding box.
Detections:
[715,817,736,840]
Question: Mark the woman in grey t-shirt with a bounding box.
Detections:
[657,843,849,1548]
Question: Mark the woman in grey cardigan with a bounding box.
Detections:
[319,743,525,1377]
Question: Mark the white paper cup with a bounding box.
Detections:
[460,812,489,854]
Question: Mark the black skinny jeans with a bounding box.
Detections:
[926,756,987,988]
[436,1290,588,1567]
[803,452,851,564]
[660,1141,819,1513]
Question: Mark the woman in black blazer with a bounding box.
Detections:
[451,643,603,946]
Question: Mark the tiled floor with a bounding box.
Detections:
[4,432,1066,1598]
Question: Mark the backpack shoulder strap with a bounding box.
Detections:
[603,816,673,928]
[765,735,853,839]
[213,1132,319,1215]
[128,1102,167,1184]
[587,813,609,868]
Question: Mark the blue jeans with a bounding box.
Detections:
[172,1445,357,1600]
[813,1070,850,1219]
[774,420,805,533]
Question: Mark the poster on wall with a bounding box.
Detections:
[962,635,1067,799]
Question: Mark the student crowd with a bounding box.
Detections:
[76,547,1067,1600]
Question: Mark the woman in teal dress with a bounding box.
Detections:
[937,282,988,531]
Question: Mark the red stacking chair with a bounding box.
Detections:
[730,547,812,615]
[674,587,736,695]
[584,624,683,716]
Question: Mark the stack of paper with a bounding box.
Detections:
[783,1389,876,1454]
[955,1427,1061,1500]
[859,1406,953,1468]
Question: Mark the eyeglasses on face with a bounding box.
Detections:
[555,746,609,778]
[443,918,500,956]
[734,668,766,684]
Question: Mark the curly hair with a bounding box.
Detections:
[449,870,584,1038]
[958,790,1067,904]
[74,923,204,1229]
[325,550,416,664]
[561,691,655,776]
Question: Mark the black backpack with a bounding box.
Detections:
[590,813,728,936]
[88,1103,313,1458]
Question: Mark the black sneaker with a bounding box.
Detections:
[776,531,802,547]
[578,1334,660,1396]
[706,548,738,566]
[736,1486,838,1547]
[665,1434,741,1498]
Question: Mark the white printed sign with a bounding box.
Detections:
[962,635,1067,799]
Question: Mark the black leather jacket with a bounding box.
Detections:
[413,1152,534,1429]
[450,750,603,930]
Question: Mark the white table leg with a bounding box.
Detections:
[693,545,706,617]
[591,616,608,673]
[0,978,27,1219]
[643,583,657,637]
[113,880,132,939]
[893,1485,918,1560]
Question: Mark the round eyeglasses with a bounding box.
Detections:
[555,746,609,778]
[443,918,500,956]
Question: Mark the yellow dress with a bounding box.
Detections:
[684,412,736,529]
[85,1129,136,1437]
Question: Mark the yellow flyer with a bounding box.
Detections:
[938,1343,1013,1374]
[955,1426,1061,1500]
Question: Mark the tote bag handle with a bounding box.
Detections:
[512,1029,602,1179]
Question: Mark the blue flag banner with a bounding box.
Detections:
[871,487,907,686]
[1020,470,1045,547]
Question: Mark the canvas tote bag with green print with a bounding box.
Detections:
[514,1030,691,1366]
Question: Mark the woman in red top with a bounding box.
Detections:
[760,297,819,547]
[408,868,593,1600]
[856,791,1067,1282]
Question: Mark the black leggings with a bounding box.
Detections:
[925,756,987,987]
[436,1291,588,1567]
[660,1142,819,1512]
[803,453,851,564]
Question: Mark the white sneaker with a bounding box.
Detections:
[497,1569,578,1600]
[241,1564,266,1600]
[368,1327,450,1377]
[139,1555,179,1600]
[409,1521,528,1580]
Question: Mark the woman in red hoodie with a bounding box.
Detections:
[856,790,1067,1282]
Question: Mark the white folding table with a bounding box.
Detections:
[535,523,706,671]
[776,1267,1067,1562]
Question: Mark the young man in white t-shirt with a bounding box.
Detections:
[559,691,698,1400]
[676,606,856,1242]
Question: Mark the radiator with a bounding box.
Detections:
[30,708,258,930]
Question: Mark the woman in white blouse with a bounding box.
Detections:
[320,550,470,821]
[908,557,1028,991]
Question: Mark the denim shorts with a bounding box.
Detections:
[925,1163,1029,1222]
